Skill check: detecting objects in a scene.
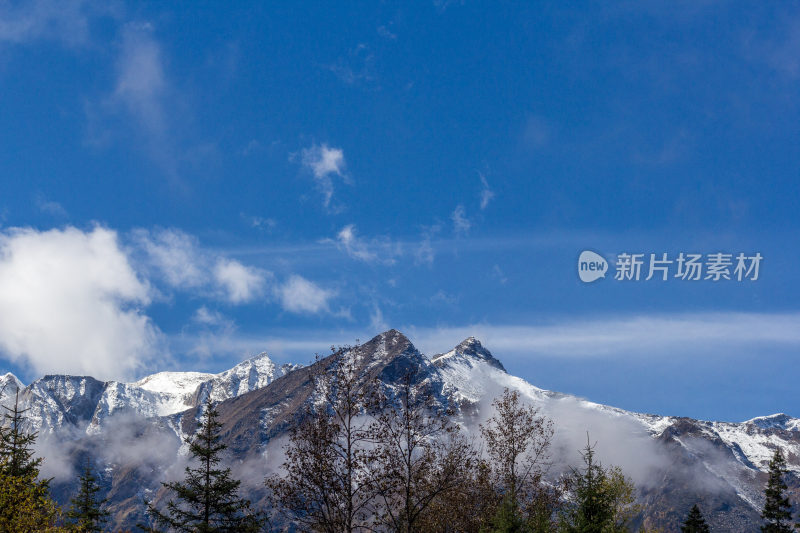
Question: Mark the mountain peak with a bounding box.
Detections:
[745,413,799,430]
[431,337,506,372]
[378,328,411,345]
[1,372,22,385]
[0,372,23,399]
[341,329,429,384]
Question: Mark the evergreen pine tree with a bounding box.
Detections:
[558,435,638,533]
[489,494,529,533]
[681,504,710,533]
[0,389,44,480]
[761,449,794,533]
[564,438,612,533]
[67,458,110,532]
[146,398,263,532]
[0,390,65,531]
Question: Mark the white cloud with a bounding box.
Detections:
[414,224,440,266]
[213,258,268,304]
[300,143,346,208]
[369,305,388,332]
[244,214,276,231]
[335,224,399,264]
[277,275,335,314]
[451,204,471,235]
[133,228,207,289]
[479,172,495,210]
[192,306,228,327]
[35,196,67,217]
[0,0,93,46]
[134,228,272,305]
[492,264,507,284]
[336,224,375,261]
[0,226,162,380]
[114,22,167,134]
[407,312,800,360]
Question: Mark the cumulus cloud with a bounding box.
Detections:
[277,275,335,314]
[300,143,347,208]
[213,258,268,303]
[451,204,471,235]
[0,226,162,380]
[134,228,269,304]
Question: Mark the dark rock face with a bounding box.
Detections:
[3,329,798,532]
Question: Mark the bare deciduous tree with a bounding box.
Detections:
[480,388,555,528]
[367,370,477,533]
[267,347,374,533]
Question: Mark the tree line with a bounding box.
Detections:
[1,351,799,532]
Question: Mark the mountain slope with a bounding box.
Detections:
[2,330,797,531]
[11,352,295,435]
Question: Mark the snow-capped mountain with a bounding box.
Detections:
[0,371,23,406]
[2,330,797,531]
[5,352,297,434]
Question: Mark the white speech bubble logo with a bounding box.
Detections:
[578,250,608,283]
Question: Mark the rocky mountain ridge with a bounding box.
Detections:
[1,329,797,531]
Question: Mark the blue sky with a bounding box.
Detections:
[1,1,799,422]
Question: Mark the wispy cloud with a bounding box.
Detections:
[35,195,67,217]
[491,264,507,284]
[325,43,375,85]
[88,20,198,181]
[0,0,95,47]
[414,224,441,266]
[133,228,208,290]
[369,304,388,332]
[377,25,397,40]
[300,143,348,209]
[202,311,800,370]
[114,22,167,136]
[334,224,400,264]
[406,312,800,360]
[479,172,495,210]
[451,204,471,235]
[241,213,277,231]
[192,306,232,328]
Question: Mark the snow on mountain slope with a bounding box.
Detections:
[9,330,796,532]
[196,352,299,404]
[0,372,23,403]
[24,375,107,432]
[5,352,293,435]
[135,371,215,396]
[431,335,800,521]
